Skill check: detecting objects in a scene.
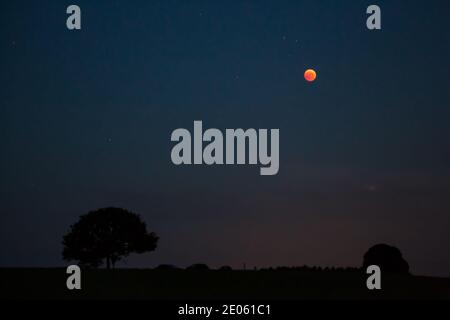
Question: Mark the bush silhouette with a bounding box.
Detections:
[219,265,233,271]
[363,243,409,274]
[186,263,209,271]
[62,207,158,268]
[155,264,179,270]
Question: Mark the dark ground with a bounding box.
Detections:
[1,268,450,300]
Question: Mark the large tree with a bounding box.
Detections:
[62,207,158,268]
[363,243,409,274]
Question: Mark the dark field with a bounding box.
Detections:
[1,268,450,300]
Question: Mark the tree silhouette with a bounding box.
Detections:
[363,243,409,274]
[62,207,158,269]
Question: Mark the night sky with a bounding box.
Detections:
[1,0,450,276]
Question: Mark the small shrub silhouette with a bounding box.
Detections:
[186,263,210,271]
[219,265,233,271]
[155,264,179,270]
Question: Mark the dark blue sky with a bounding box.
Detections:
[1,0,450,276]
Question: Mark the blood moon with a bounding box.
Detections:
[304,69,317,82]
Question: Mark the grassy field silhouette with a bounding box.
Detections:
[2,268,450,300]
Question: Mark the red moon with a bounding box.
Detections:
[304,69,317,82]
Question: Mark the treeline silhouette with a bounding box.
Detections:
[62,207,410,275]
[155,264,361,272]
